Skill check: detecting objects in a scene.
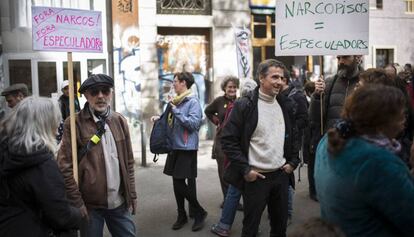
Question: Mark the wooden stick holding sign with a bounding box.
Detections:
[319,56,324,136]
[67,52,79,184]
[31,6,103,185]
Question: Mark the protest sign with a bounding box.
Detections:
[32,6,103,52]
[234,26,252,79]
[275,0,369,56]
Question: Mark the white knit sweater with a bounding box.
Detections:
[248,90,286,171]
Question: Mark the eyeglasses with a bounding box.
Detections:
[89,87,111,96]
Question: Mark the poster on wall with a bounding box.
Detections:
[32,6,102,52]
[112,0,141,118]
[156,35,209,110]
[275,0,369,56]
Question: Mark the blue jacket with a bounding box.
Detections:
[170,95,202,150]
[315,136,414,237]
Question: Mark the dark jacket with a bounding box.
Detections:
[58,95,80,120]
[309,73,359,153]
[57,105,137,209]
[221,87,300,190]
[205,95,235,160]
[0,141,81,237]
[282,85,308,131]
[204,95,235,126]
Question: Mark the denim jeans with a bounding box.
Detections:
[86,203,136,237]
[218,184,242,230]
[288,185,294,218]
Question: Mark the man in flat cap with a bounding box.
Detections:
[57,74,137,237]
[1,83,29,108]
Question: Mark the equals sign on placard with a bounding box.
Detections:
[314,22,324,30]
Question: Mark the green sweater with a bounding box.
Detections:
[315,136,414,237]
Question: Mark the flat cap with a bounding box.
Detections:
[79,74,114,94]
[1,83,29,96]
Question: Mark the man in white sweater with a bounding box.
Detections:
[221,59,300,237]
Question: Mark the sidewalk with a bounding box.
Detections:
[106,140,320,236]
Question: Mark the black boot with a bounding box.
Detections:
[189,204,196,218]
[192,210,207,231]
[172,210,188,230]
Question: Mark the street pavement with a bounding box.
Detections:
[105,139,320,237]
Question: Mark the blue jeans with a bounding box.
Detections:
[218,185,241,230]
[288,185,294,218]
[86,203,136,237]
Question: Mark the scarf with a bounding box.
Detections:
[171,90,192,106]
[360,134,402,154]
[88,104,111,121]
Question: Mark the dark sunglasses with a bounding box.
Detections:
[89,87,111,96]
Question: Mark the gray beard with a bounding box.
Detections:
[338,65,358,79]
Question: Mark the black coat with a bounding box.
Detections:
[221,87,300,190]
[59,95,81,120]
[0,142,81,237]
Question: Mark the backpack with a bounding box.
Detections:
[150,104,173,161]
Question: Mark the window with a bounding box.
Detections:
[157,0,212,15]
[9,60,32,94]
[376,48,394,68]
[251,14,275,46]
[38,62,57,97]
[87,59,107,77]
[406,0,414,13]
[370,0,383,9]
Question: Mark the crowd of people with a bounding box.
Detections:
[0,57,414,237]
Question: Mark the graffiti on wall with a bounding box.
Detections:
[156,35,208,110]
[112,0,141,118]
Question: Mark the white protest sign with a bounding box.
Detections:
[275,0,369,56]
[32,6,103,52]
[234,26,252,80]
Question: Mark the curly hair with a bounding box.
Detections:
[220,76,240,92]
[358,68,394,87]
[328,85,406,154]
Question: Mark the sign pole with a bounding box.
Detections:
[319,56,324,136]
[67,52,79,184]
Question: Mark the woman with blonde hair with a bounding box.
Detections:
[0,97,81,236]
[315,85,414,237]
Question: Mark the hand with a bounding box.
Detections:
[244,170,266,182]
[314,76,325,95]
[130,199,137,215]
[150,116,160,122]
[79,204,89,222]
[282,164,294,174]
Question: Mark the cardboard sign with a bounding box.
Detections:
[32,6,103,52]
[275,0,369,56]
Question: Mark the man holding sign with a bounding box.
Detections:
[308,55,362,200]
[58,74,137,237]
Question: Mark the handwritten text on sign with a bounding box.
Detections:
[32,6,103,52]
[275,0,369,56]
